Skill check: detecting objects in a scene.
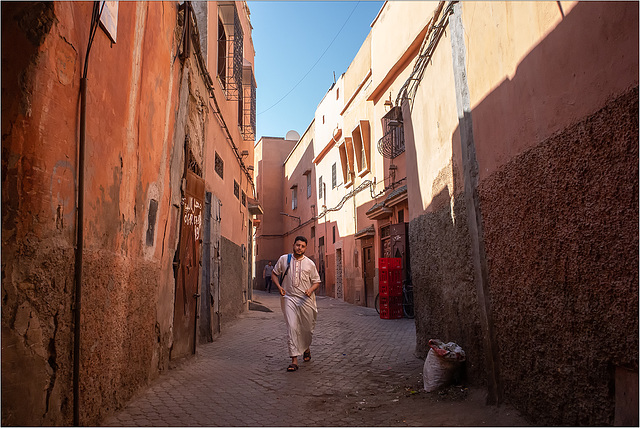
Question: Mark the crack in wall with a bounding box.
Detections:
[44,311,59,416]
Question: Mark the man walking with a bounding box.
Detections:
[271,236,321,372]
[263,261,274,293]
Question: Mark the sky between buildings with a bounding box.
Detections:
[248,1,385,142]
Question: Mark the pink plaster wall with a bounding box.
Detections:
[465,1,639,181]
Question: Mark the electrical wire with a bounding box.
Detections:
[257,1,361,116]
[396,1,457,108]
[83,1,106,79]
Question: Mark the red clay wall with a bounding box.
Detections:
[2,2,182,425]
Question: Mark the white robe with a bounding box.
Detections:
[273,254,321,357]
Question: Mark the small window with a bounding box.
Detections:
[319,236,324,247]
[307,174,312,199]
[311,226,315,239]
[332,225,336,243]
[398,209,404,224]
[291,186,298,210]
[215,152,224,178]
[242,191,246,207]
[380,224,390,240]
[234,180,239,199]
[332,163,337,189]
[318,176,323,198]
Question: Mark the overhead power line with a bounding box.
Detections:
[257,1,361,116]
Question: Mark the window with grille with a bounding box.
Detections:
[332,163,337,189]
[291,186,298,210]
[234,180,239,199]
[242,191,246,206]
[318,176,323,198]
[215,152,224,178]
[306,173,312,199]
[380,224,390,240]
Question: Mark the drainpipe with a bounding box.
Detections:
[74,3,104,424]
[323,183,328,295]
[73,77,87,427]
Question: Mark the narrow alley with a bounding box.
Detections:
[102,290,527,427]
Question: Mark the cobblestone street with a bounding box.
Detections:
[102,291,528,426]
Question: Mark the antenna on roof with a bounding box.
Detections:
[333,71,336,84]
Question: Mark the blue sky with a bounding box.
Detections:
[248,1,384,141]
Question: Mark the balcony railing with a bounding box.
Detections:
[377,106,404,159]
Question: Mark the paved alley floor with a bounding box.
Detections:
[102,291,529,427]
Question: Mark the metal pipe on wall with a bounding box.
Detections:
[73,76,87,427]
[74,3,104,424]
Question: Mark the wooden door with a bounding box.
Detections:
[363,241,375,307]
[172,170,204,359]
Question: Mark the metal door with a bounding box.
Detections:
[172,170,204,359]
[390,222,409,281]
[199,192,213,342]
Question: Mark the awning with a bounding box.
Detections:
[365,202,393,220]
[384,184,407,207]
[355,225,375,239]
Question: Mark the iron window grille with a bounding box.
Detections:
[332,163,337,189]
[242,67,256,141]
[377,106,405,159]
[218,2,243,101]
[242,191,246,207]
[215,152,224,178]
[291,186,298,210]
[234,180,240,199]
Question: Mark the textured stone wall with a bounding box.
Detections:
[1,238,75,426]
[409,190,486,384]
[78,252,159,424]
[479,87,639,425]
[219,236,247,324]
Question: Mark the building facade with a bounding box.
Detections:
[253,1,638,425]
[2,1,258,425]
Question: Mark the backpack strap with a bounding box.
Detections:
[280,254,292,284]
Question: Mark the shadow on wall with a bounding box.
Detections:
[408,1,638,426]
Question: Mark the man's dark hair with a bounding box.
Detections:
[294,235,308,245]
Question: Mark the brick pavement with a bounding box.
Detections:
[102,291,528,426]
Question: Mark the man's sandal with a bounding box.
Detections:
[303,350,311,362]
[287,363,298,372]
